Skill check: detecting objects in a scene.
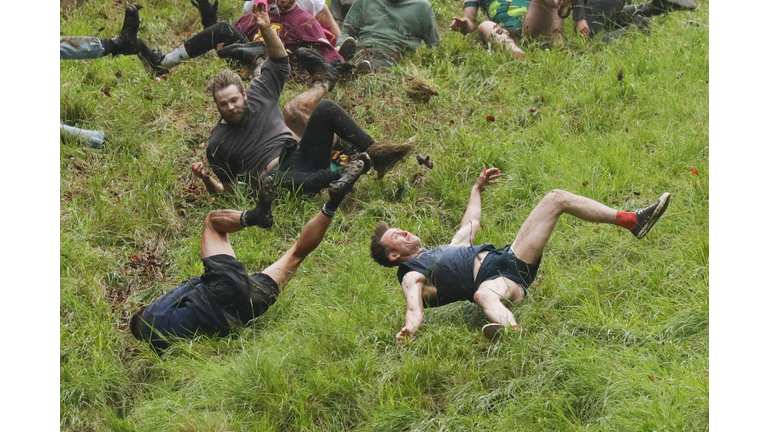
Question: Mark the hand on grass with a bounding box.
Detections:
[450,17,475,35]
[191,162,210,180]
[576,19,590,38]
[474,165,501,192]
[191,0,218,16]
[396,327,414,344]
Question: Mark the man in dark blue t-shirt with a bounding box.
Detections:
[130,161,365,351]
[370,165,671,341]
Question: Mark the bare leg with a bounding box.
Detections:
[523,0,564,39]
[261,212,332,290]
[477,21,526,57]
[474,277,525,326]
[282,83,328,138]
[200,210,245,259]
[511,189,618,264]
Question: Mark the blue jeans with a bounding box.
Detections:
[60,37,105,60]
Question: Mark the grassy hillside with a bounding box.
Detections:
[60,0,709,430]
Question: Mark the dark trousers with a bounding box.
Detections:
[184,22,248,58]
[270,100,375,193]
[580,1,664,36]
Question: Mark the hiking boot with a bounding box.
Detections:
[112,5,141,55]
[191,0,219,28]
[602,27,628,43]
[328,160,365,204]
[296,47,340,90]
[651,0,697,11]
[137,39,170,76]
[630,192,671,239]
[242,176,277,228]
[337,36,357,61]
[355,59,373,75]
[367,136,415,179]
[330,59,355,77]
[482,323,522,340]
[216,41,267,66]
[351,152,372,174]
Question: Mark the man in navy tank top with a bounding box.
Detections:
[370,165,670,341]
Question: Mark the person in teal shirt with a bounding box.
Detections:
[336,0,440,71]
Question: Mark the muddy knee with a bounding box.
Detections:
[478,21,500,39]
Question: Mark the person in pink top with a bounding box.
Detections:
[244,0,340,45]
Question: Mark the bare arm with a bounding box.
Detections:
[450,6,479,35]
[450,165,501,246]
[396,271,427,342]
[252,2,288,59]
[316,5,341,39]
[191,162,235,195]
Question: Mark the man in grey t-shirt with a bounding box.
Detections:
[192,3,409,196]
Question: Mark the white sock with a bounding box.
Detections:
[161,45,189,68]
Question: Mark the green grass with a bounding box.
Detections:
[60,1,708,430]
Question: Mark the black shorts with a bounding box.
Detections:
[475,246,539,297]
[201,254,280,325]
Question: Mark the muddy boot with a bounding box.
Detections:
[297,47,340,91]
[103,5,141,56]
[216,41,267,66]
[337,37,357,62]
[322,160,365,217]
[240,176,278,229]
[367,136,415,179]
[137,38,170,76]
[191,0,219,28]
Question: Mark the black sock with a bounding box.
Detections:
[321,203,337,218]
[240,208,269,228]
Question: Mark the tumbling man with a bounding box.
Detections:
[131,163,365,350]
[370,165,671,341]
[572,0,697,42]
[335,0,440,71]
[191,3,411,195]
[450,0,573,57]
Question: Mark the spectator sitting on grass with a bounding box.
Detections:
[334,0,441,72]
[137,0,348,77]
[243,0,341,45]
[572,0,697,42]
[130,163,364,351]
[370,165,671,341]
[189,4,412,197]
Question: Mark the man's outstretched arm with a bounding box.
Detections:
[450,165,501,246]
[252,2,288,59]
[397,271,426,342]
[191,162,235,195]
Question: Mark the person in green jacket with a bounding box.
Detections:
[335,0,440,72]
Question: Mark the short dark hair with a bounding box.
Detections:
[208,70,245,100]
[370,221,398,267]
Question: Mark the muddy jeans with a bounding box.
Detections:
[60,37,105,60]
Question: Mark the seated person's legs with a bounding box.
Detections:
[522,0,564,39]
[477,21,526,57]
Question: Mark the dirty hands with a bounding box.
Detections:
[576,19,590,38]
[252,0,272,30]
[450,16,475,35]
[474,165,502,192]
